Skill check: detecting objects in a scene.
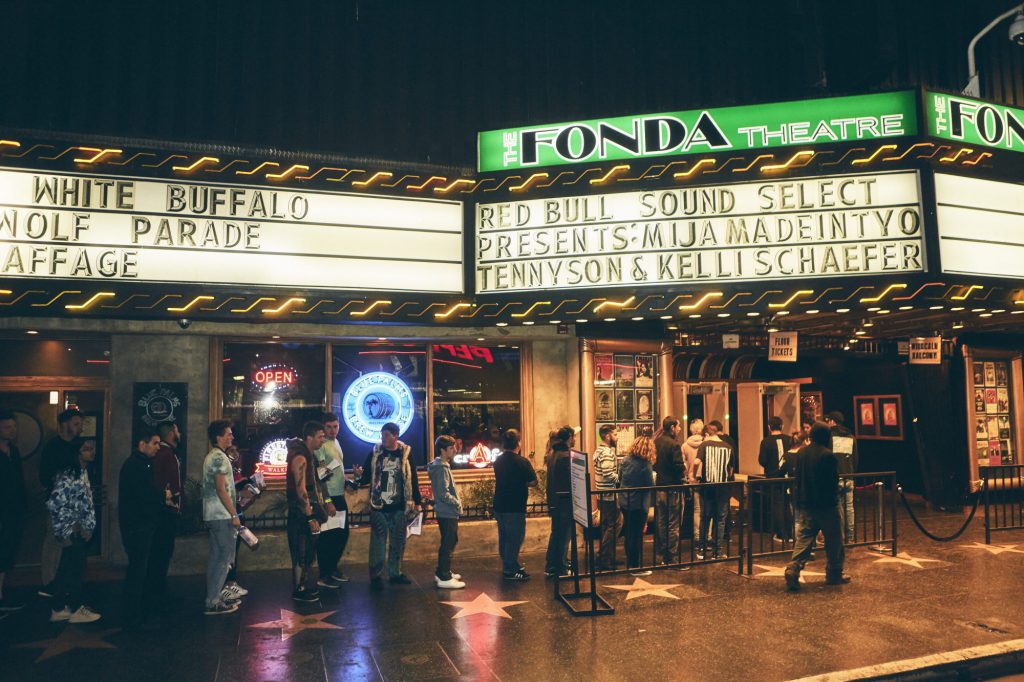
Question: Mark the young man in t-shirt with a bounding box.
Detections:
[492,429,536,581]
[690,421,737,560]
[201,421,240,615]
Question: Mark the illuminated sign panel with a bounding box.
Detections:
[934,173,1024,279]
[476,170,925,294]
[478,91,917,171]
[926,91,1024,153]
[0,168,464,293]
[342,372,416,443]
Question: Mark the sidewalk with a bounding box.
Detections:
[2,504,1023,681]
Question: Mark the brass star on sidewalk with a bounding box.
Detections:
[17,626,118,663]
[604,577,684,600]
[874,551,942,569]
[960,542,1024,555]
[249,609,342,641]
[752,564,824,583]
[441,593,527,619]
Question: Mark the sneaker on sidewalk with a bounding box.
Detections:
[38,582,56,598]
[784,569,801,592]
[330,571,350,583]
[630,570,653,577]
[292,589,320,602]
[436,577,466,589]
[68,606,101,624]
[204,601,239,616]
[220,587,242,605]
[502,570,529,582]
[225,581,248,597]
[317,577,340,589]
[50,607,72,622]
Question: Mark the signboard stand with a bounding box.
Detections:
[555,450,614,617]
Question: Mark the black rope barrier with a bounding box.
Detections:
[896,484,982,542]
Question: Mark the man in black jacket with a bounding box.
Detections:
[653,417,685,564]
[758,416,794,542]
[544,426,574,577]
[784,422,848,591]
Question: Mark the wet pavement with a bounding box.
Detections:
[3,504,1024,681]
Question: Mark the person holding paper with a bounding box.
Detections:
[315,413,360,587]
[429,435,464,589]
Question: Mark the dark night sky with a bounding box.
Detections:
[1,0,1022,167]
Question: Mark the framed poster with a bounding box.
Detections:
[616,389,635,421]
[854,395,903,440]
[985,388,998,414]
[854,396,877,438]
[615,423,635,456]
[984,362,997,386]
[635,389,653,420]
[635,422,655,438]
[613,354,635,387]
[878,396,903,439]
[595,389,614,421]
[132,381,188,471]
[973,363,985,386]
[996,364,1008,387]
[634,355,655,388]
[594,353,615,387]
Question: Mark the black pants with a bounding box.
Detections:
[623,508,647,569]
[0,512,24,573]
[435,518,459,580]
[148,512,177,598]
[287,510,317,591]
[52,536,87,612]
[597,498,620,568]
[122,526,155,626]
[315,495,350,579]
[545,504,573,572]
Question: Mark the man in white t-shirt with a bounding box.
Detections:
[202,420,240,616]
[314,413,361,586]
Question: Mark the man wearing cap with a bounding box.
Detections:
[824,411,858,543]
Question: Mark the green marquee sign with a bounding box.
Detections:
[926,91,1024,153]
[478,91,917,172]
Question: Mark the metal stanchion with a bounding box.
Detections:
[869,481,890,554]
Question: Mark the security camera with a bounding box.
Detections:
[177,318,192,329]
[1011,11,1024,45]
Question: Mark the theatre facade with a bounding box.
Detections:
[0,88,1023,561]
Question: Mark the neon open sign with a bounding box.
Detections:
[252,365,296,388]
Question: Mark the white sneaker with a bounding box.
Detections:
[68,606,101,624]
[50,608,72,622]
[225,581,249,597]
[452,573,461,580]
[220,588,241,604]
[435,577,466,589]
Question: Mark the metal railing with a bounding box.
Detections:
[981,465,1024,544]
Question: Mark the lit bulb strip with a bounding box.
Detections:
[172,156,220,173]
[0,290,44,306]
[379,301,418,317]
[768,289,814,309]
[704,157,746,174]
[263,297,307,314]
[649,295,691,312]
[324,170,362,183]
[803,287,841,305]
[538,300,578,316]
[882,142,933,162]
[673,159,716,179]
[512,301,552,318]
[110,152,155,166]
[819,147,865,167]
[710,292,750,308]
[950,284,982,301]
[434,302,472,319]
[266,164,310,181]
[850,144,897,165]
[39,147,81,161]
[201,296,244,312]
[679,292,723,311]
[209,159,248,173]
[236,161,281,176]
[382,174,419,188]
[892,282,944,301]
[407,176,447,191]
[31,291,81,307]
[350,300,392,316]
[103,294,149,310]
[962,152,993,166]
[0,140,20,148]
[761,151,815,172]
[230,297,275,313]
[939,148,973,164]
[350,171,394,189]
[6,143,51,159]
[594,296,636,314]
[434,178,476,194]
[536,172,576,188]
[296,166,347,181]
[827,286,874,304]
[565,168,604,186]
[741,290,783,307]
[167,292,216,311]
[294,300,334,315]
[141,154,188,169]
[460,302,498,318]
[509,173,548,192]
[590,165,631,185]
[733,155,774,172]
[137,294,180,310]
[921,145,951,160]
[859,283,907,303]
[75,148,122,164]
[65,292,115,311]
[324,301,363,315]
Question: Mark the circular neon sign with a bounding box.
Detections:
[342,372,415,443]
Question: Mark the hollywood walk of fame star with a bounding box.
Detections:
[17,627,118,663]
[441,593,527,619]
[604,577,684,600]
[874,551,942,569]
[751,564,825,584]
[960,542,1024,556]
[249,609,343,641]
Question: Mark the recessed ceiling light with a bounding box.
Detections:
[272,335,281,339]
[747,312,760,317]
[867,307,880,312]
[849,338,859,344]
[1013,310,1024,315]
[477,337,485,341]
[548,320,560,324]
[575,319,587,323]
[767,327,779,333]
[667,325,679,330]
[660,315,672,320]
[979,313,993,318]
[689,314,701,319]
[523,321,534,325]
[972,308,985,313]
[378,337,388,341]
[776,311,790,316]
[843,345,850,351]
[855,330,866,335]
[26,330,38,335]
[496,322,508,327]
[929,305,944,310]
[806,309,819,314]
[631,316,644,321]
[898,306,912,311]
[877,309,890,314]
[992,309,1006,313]
[717,313,730,318]
[604,318,616,322]
[863,321,875,327]
[953,322,965,329]
[951,307,965,312]
[836,308,850,313]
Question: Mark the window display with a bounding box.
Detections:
[972,359,1016,467]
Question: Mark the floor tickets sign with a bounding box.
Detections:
[768,332,798,362]
[908,337,942,365]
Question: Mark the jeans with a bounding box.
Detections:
[622,508,647,569]
[148,512,177,598]
[40,515,63,587]
[597,498,620,568]
[316,495,350,579]
[205,519,237,608]
[436,518,459,580]
[654,490,681,562]
[287,509,318,591]
[369,508,407,580]
[495,512,526,575]
[698,487,730,555]
[840,479,855,542]
[787,505,845,578]
[123,525,155,623]
[52,536,87,612]
[545,504,573,572]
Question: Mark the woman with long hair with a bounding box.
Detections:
[47,438,100,623]
[618,435,656,576]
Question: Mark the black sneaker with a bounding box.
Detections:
[388,574,412,585]
[331,571,350,583]
[204,601,239,616]
[316,577,340,590]
[292,589,320,602]
[37,583,56,598]
[502,570,530,582]
[785,569,801,592]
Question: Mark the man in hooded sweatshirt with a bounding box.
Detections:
[784,422,849,590]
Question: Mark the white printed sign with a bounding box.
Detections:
[908,337,941,365]
[768,332,798,362]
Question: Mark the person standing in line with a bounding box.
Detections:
[201,421,241,615]
[785,422,849,590]
[119,428,171,627]
[221,444,250,602]
[358,422,422,589]
[758,416,794,543]
[653,417,685,564]
[429,435,465,589]
[314,413,359,586]
[150,421,182,605]
[593,424,620,571]
[492,428,536,582]
[691,421,737,560]
[619,436,655,576]
[48,438,100,623]
[38,408,84,597]
[824,411,858,543]
[544,426,574,577]
[0,410,26,611]
[681,419,705,542]
[287,421,331,601]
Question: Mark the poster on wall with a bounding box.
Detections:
[132,382,188,472]
[616,390,635,421]
[635,390,653,421]
[996,364,1008,387]
[985,388,998,414]
[985,363,997,386]
[634,356,654,388]
[974,388,986,413]
[973,363,985,386]
[976,417,988,439]
[594,353,615,387]
[854,395,903,440]
[800,392,823,429]
[595,389,615,421]
[615,423,635,456]
[998,415,1011,440]
[614,355,635,387]
[997,388,1010,413]
[635,423,655,438]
